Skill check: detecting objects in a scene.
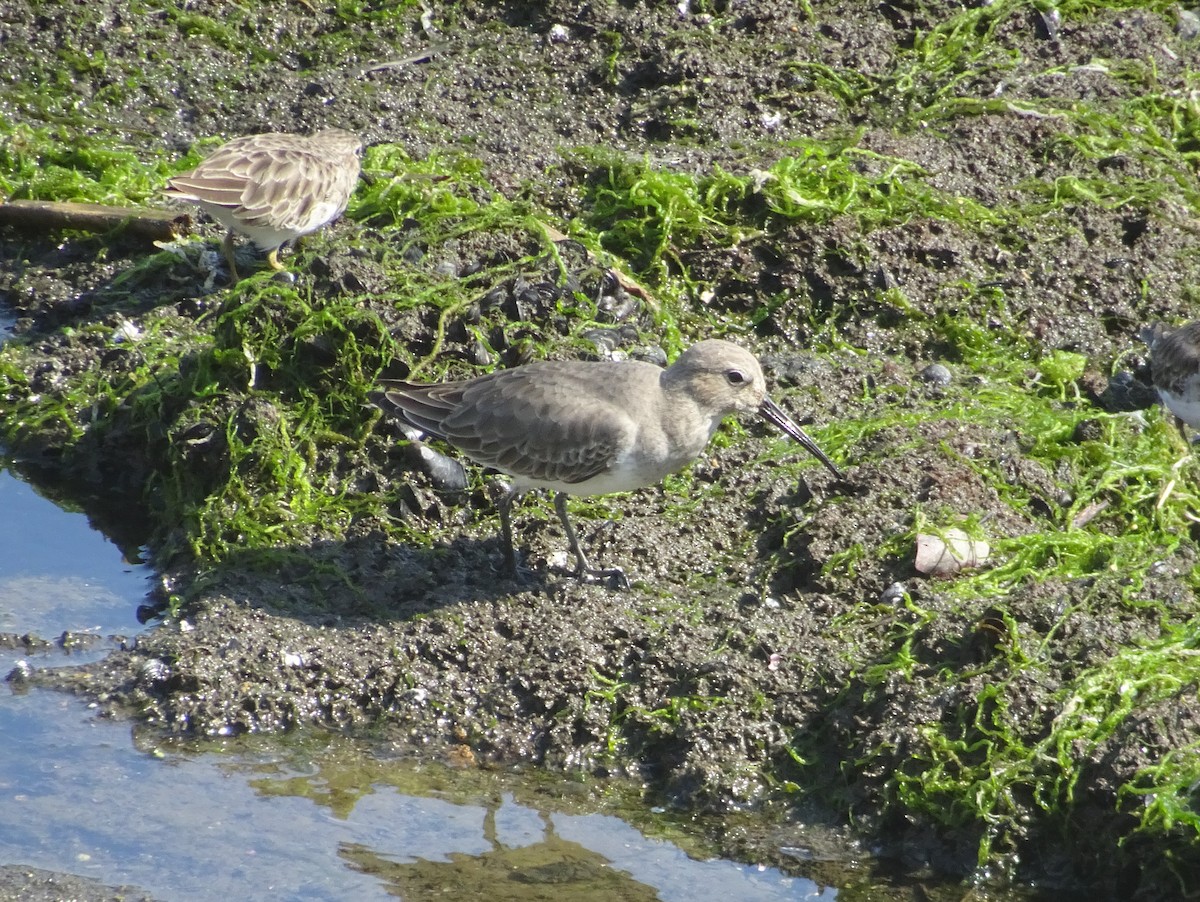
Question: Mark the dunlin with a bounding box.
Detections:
[1146,320,1200,431]
[372,340,843,587]
[164,129,362,280]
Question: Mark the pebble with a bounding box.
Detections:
[1179,9,1200,41]
[138,658,170,687]
[918,363,952,386]
[5,660,33,684]
[413,444,469,492]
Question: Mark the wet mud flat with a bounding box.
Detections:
[3,1,1200,897]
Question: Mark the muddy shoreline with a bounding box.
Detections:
[4,1,1200,897]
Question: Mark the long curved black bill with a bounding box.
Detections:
[759,396,843,479]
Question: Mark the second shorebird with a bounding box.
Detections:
[372,339,843,587]
[164,129,362,280]
[1146,320,1200,433]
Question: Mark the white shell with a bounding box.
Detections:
[915,528,990,578]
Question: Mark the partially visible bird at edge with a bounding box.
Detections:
[1144,320,1200,435]
[372,339,844,589]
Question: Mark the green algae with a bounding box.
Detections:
[575,140,998,292]
[4,0,1200,894]
[0,120,173,204]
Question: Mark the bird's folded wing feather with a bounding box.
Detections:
[240,153,351,229]
[163,170,247,208]
[451,370,627,484]
[378,369,629,485]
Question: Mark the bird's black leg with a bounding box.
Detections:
[220,230,243,282]
[1175,416,1195,447]
[496,485,522,577]
[553,493,630,590]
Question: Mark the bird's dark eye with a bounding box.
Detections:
[726,369,748,385]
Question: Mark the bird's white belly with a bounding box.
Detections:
[194,200,339,247]
[1161,388,1200,429]
[190,201,247,234]
[511,441,697,497]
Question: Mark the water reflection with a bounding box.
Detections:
[0,456,835,901]
[230,739,834,902]
[225,733,833,901]
[2,699,834,901]
[0,466,150,669]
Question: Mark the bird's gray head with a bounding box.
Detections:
[664,339,767,416]
[668,339,843,478]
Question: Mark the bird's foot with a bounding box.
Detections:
[576,564,631,591]
[546,548,631,590]
[500,547,540,586]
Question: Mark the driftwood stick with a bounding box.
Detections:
[0,199,191,242]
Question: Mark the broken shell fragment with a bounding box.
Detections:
[915,528,990,577]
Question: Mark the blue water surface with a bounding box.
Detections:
[0,458,835,900]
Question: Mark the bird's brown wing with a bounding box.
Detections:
[163,135,265,209]
[236,150,354,231]
[164,136,356,230]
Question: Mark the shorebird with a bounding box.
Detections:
[372,340,843,587]
[1145,321,1200,433]
[164,129,362,280]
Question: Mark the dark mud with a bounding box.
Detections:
[4,1,1200,898]
[0,866,155,902]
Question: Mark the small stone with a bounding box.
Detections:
[1178,9,1200,41]
[918,363,952,386]
[404,687,429,704]
[915,529,990,577]
[138,659,170,687]
[470,340,494,367]
[111,315,141,344]
[136,603,164,624]
[875,265,899,290]
[1036,8,1061,41]
[1071,418,1105,443]
[412,444,468,492]
[480,285,507,312]
[631,345,668,367]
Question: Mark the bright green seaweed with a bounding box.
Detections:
[2,0,1200,891]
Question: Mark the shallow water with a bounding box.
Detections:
[1,694,839,901]
[0,468,149,650]
[0,456,840,900]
